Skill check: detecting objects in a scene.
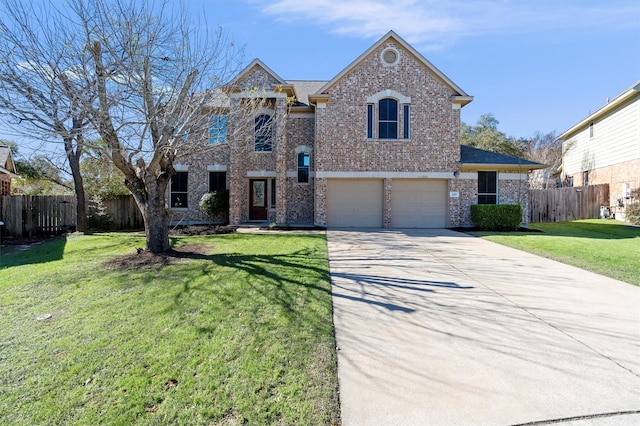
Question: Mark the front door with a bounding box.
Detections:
[249,179,268,221]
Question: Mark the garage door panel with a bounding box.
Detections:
[327,179,383,227]
[392,180,447,228]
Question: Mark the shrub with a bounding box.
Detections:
[199,190,229,223]
[626,202,640,225]
[86,195,113,230]
[470,204,523,231]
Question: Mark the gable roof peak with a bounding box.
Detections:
[314,30,470,102]
[230,58,287,87]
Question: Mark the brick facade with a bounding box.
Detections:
[171,31,538,228]
[565,159,640,206]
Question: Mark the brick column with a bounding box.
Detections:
[275,97,288,225]
[383,178,392,228]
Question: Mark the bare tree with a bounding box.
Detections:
[71,0,246,252]
[524,131,561,189]
[0,0,94,231]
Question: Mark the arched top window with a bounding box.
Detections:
[366,90,410,140]
[378,98,398,139]
[254,114,273,152]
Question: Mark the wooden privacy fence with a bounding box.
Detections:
[529,184,610,223]
[0,195,76,239]
[0,194,143,239]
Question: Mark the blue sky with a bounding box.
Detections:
[196,0,639,139]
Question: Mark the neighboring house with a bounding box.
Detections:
[170,31,545,228]
[558,81,640,209]
[0,145,18,196]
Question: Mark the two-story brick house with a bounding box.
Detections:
[169,31,544,228]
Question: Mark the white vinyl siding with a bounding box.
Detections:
[563,97,640,176]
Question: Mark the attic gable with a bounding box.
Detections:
[0,145,17,176]
[226,58,296,99]
[312,30,472,106]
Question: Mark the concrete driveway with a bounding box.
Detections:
[327,229,640,425]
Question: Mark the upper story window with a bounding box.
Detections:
[378,98,398,139]
[255,113,273,152]
[589,122,594,138]
[297,152,310,183]
[478,171,497,204]
[209,114,227,144]
[365,89,411,140]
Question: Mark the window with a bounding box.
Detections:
[170,172,188,208]
[255,114,273,152]
[270,179,276,208]
[478,171,497,204]
[365,91,410,140]
[367,104,374,139]
[403,104,410,139]
[209,171,226,191]
[209,114,227,144]
[378,98,398,139]
[583,170,589,186]
[298,152,310,183]
[589,122,594,138]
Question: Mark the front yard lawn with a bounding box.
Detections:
[469,219,640,286]
[0,232,339,425]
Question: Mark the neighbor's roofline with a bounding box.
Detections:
[460,163,548,171]
[314,30,471,105]
[0,165,18,178]
[557,80,640,141]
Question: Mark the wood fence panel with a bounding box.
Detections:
[102,195,144,230]
[529,184,609,223]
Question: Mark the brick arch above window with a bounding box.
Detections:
[366,89,411,104]
[294,145,312,154]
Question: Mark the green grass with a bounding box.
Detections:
[0,232,339,425]
[469,219,640,286]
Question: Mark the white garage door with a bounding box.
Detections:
[391,179,447,228]
[327,179,383,227]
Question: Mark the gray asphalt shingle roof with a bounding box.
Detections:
[460,145,545,168]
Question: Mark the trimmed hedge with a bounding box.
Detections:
[470,204,523,231]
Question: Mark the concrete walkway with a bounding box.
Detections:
[327,229,640,425]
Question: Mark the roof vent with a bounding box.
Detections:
[381,47,399,66]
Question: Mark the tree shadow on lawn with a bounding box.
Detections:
[106,242,333,331]
[0,235,67,268]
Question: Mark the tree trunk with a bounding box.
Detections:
[132,180,170,253]
[67,148,87,232]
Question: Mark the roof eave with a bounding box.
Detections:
[460,163,548,171]
[557,80,640,141]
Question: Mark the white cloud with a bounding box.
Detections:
[257,0,639,50]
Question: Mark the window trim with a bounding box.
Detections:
[403,104,410,139]
[297,152,310,184]
[378,98,398,139]
[365,90,411,140]
[477,171,497,205]
[170,171,189,209]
